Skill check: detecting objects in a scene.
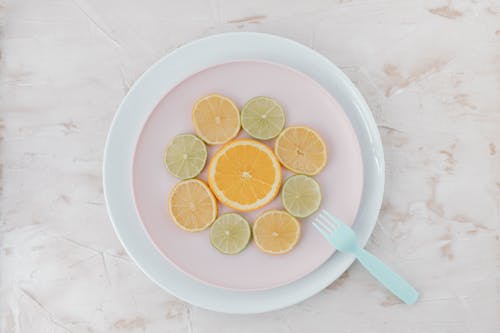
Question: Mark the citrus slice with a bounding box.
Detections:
[282,175,322,218]
[253,210,301,254]
[208,139,282,212]
[209,213,251,254]
[241,96,285,140]
[168,179,217,232]
[164,134,207,179]
[192,94,240,145]
[274,126,327,175]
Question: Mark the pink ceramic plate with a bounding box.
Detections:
[132,60,363,291]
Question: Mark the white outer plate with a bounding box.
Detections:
[103,32,384,314]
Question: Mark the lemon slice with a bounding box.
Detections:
[282,175,322,218]
[164,134,207,180]
[209,213,251,254]
[253,210,301,254]
[168,179,217,232]
[192,94,241,145]
[274,126,327,175]
[241,96,285,140]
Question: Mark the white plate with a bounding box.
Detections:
[103,32,384,314]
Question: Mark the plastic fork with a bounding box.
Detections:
[313,210,419,304]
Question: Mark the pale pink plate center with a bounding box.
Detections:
[132,60,363,291]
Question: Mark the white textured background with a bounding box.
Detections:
[1,0,499,332]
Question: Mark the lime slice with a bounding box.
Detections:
[241,96,285,140]
[209,213,251,254]
[281,175,322,218]
[164,134,207,179]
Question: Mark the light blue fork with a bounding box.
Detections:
[313,210,419,304]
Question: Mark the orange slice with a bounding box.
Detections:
[253,210,301,254]
[274,126,327,175]
[192,94,241,145]
[168,179,217,232]
[208,139,282,211]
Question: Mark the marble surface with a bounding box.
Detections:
[1,0,499,332]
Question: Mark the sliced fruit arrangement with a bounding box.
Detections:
[165,94,329,255]
[241,96,285,140]
[281,175,322,218]
[168,179,217,232]
[164,134,207,179]
[192,94,241,145]
[210,213,251,255]
[274,126,327,175]
[253,210,301,254]
[208,139,282,212]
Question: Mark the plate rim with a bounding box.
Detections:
[103,32,384,314]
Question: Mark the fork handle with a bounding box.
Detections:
[354,248,419,304]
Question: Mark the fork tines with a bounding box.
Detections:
[313,209,339,237]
